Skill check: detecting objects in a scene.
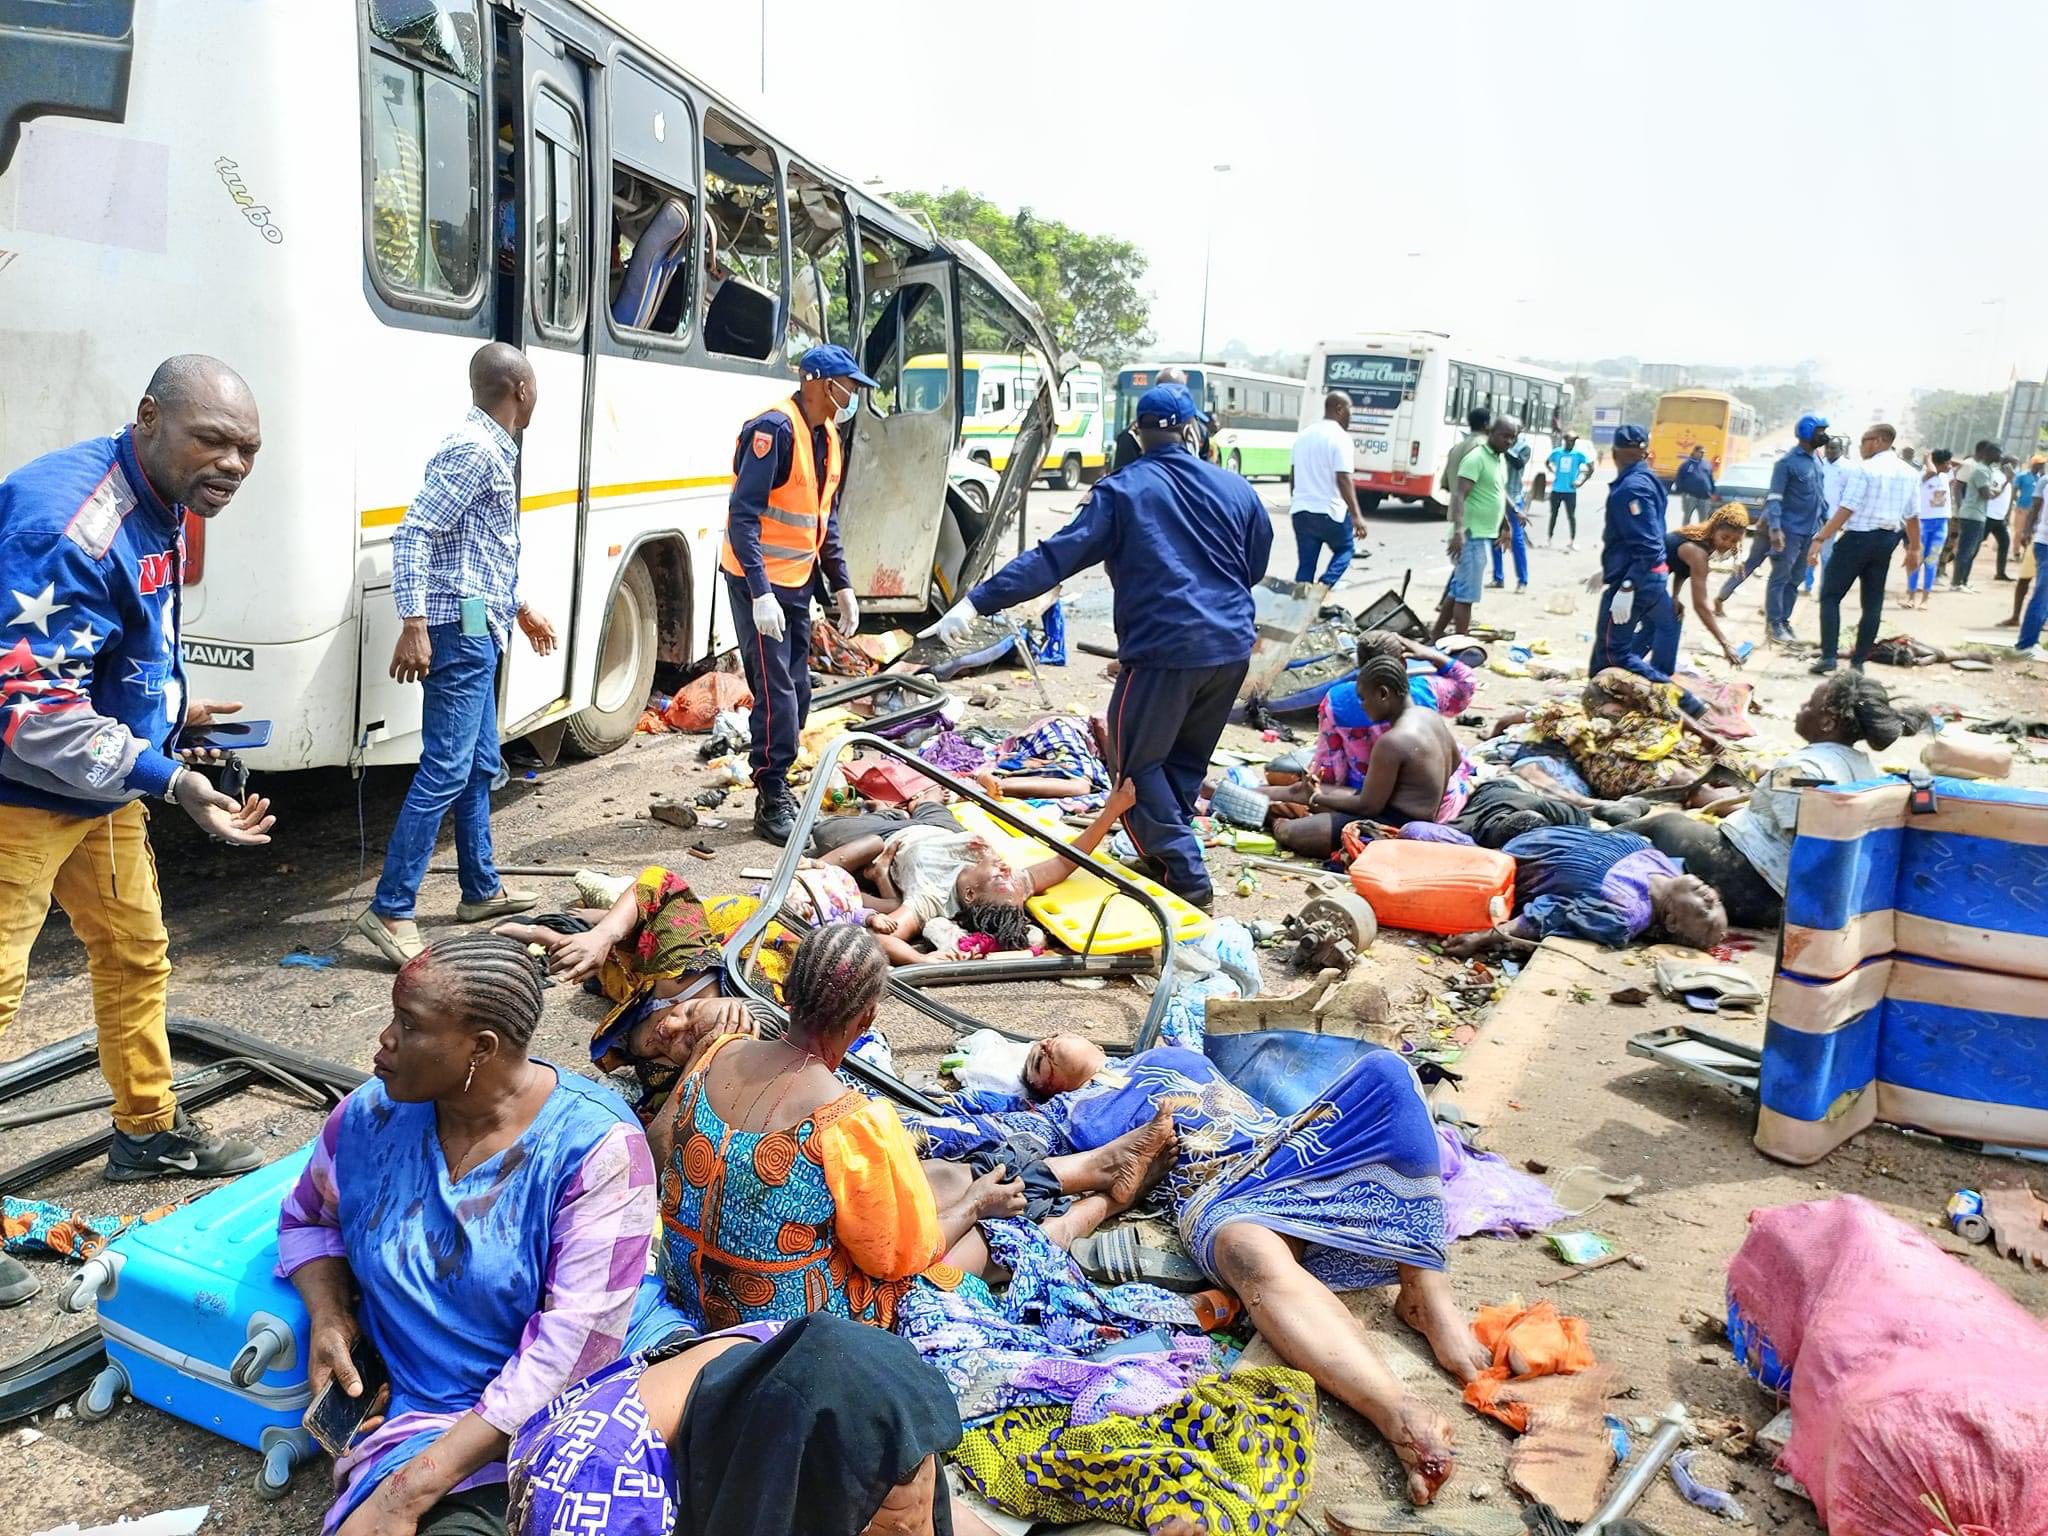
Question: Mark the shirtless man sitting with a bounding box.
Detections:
[1272,655,1472,858]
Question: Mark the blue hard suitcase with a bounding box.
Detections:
[61,1145,318,1498]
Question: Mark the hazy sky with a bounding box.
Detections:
[606,0,2047,401]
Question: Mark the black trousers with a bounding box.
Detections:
[1106,658,1248,901]
[1817,526,1900,666]
[416,1485,507,1536]
[725,572,812,788]
[1547,491,1578,540]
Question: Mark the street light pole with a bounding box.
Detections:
[1197,163,1230,363]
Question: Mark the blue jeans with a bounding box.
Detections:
[1490,507,1529,585]
[1951,519,1989,586]
[1909,520,1946,592]
[1291,510,1354,586]
[1717,527,1771,601]
[373,627,504,918]
[2019,543,2048,648]
[1801,532,1834,591]
[1765,530,1813,630]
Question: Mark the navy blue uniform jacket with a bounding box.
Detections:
[969,443,1272,669]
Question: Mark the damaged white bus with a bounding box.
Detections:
[0,0,1059,769]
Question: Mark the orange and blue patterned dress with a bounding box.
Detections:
[659,1034,954,1331]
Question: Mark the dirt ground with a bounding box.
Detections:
[4,485,2046,1535]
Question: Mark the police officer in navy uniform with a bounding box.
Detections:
[1591,423,1704,713]
[721,344,872,843]
[932,383,1272,907]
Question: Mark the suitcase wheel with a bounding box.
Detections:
[256,1440,297,1500]
[76,1362,126,1421]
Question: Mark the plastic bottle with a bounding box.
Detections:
[706,755,748,787]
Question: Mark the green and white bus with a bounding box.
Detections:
[1112,362,1305,480]
[906,352,1106,488]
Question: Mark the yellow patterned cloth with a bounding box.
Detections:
[950,1367,1317,1534]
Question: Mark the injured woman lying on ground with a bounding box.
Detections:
[914,1028,1482,1504]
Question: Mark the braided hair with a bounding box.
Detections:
[957,901,1035,950]
[1355,629,1405,665]
[412,930,547,1049]
[784,924,888,1047]
[1356,653,1411,721]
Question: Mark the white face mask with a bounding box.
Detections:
[829,380,860,424]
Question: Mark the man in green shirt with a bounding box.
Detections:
[1433,414,1517,639]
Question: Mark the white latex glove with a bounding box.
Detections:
[750,591,787,643]
[924,597,979,648]
[834,587,860,634]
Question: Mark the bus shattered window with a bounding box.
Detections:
[701,109,784,360]
[786,165,850,355]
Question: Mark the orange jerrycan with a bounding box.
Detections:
[1348,839,1516,936]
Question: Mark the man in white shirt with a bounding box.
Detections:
[1806,422,1922,674]
[1288,390,1367,586]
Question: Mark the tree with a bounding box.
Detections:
[1911,389,2005,456]
[890,188,1154,366]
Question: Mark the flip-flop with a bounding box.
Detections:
[1069,1226,1207,1293]
[355,910,424,966]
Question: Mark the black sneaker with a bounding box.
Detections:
[752,781,798,846]
[105,1111,262,1183]
[1808,660,1837,676]
[0,1252,40,1308]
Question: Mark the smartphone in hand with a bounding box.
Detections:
[303,1333,390,1457]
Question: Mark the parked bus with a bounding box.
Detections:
[1304,334,1570,514]
[908,352,1106,488]
[1112,363,1305,479]
[1649,391,1756,483]
[0,0,1058,771]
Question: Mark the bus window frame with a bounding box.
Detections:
[356,0,493,332]
[528,84,588,347]
[600,50,700,359]
[785,157,856,358]
[700,106,792,364]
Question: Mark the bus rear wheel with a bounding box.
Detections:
[1228,449,1243,476]
[1056,453,1083,491]
[565,557,658,758]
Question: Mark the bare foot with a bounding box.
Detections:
[1383,1394,1456,1505]
[1097,1106,1179,1209]
[1394,1271,1490,1384]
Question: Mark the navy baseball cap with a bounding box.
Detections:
[1613,423,1649,448]
[798,343,878,388]
[1137,382,1200,428]
[1795,413,1830,440]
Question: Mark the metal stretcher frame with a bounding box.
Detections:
[0,1019,364,1426]
[807,671,954,735]
[720,732,1181,1112]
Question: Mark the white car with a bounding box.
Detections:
[949,451,998,514]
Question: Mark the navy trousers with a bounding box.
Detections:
[1106,658,1247,902]
[725,573,812,788]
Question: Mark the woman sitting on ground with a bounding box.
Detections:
[813,780,1138,963]
[1271,655,1474,858]
[278,932,657,1536]
[657,925,1176,1333]
[507,1312,1002,1536]
[1667,504,1752,667]
[921,1033,1474,1505]
[973,713,1113,806]
[1444,823,1728,957]
[1484,667,1732,805]
[1619,672,1926,929]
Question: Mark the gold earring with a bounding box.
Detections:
[463,1061,476,1094]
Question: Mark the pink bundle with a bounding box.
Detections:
[1727,1195,2048,1535]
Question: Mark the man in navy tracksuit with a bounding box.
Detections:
[0,357,274,1308]
[932,383,1272,906]
[1591,424,1704,715]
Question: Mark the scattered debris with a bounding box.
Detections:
[1545,1231,1614,1266]
[1498,1366,1618,1521]
[277,951,335,970]
[1580,1403,1689,1534]
[1981,1185,2048,1269]
[647,796,699,830]
[32,1508,210,1536]
[1560,1251,1646,1282]
[1551,1167,1645,1216]
[1668,1449,1746,1521]
[1945,1188,1992,1244]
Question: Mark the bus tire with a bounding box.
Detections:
[1228,449,1243,477]
[1056,454,1083,491]
[565,557,658,758]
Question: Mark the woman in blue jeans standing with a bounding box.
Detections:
[358,344,559,967]
[2014,491,2048,659]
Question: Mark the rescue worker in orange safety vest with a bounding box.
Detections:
[719,343,872,844]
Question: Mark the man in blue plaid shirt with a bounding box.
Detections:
[358,343,557,965]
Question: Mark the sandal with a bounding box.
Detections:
[1069,1226,1207,1293]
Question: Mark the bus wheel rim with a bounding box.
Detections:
[594,580,646,713]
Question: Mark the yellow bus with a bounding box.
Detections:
[1650,391,1757,482]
